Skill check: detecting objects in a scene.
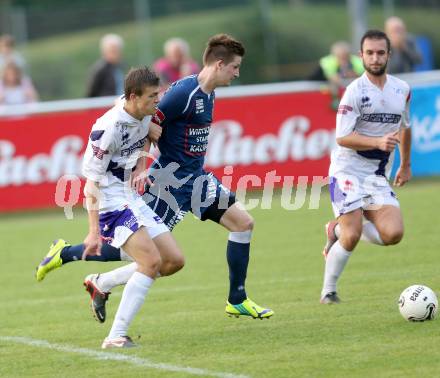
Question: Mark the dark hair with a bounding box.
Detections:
[360,29,391,52]
[124,66,159,98]
[203,34,245,65]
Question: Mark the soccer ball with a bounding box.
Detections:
[398,285,438,321]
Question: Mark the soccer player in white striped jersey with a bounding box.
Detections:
[321,30,412,304]
[81,66,184,348]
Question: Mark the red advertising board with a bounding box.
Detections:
[0,90,336,212]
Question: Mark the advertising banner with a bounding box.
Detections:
[1,77,439,212]
[0,90,336,211]
[392,84,440,176]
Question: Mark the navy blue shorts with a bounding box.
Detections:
[143,171,236,231]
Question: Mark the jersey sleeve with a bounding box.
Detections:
[401,88,411,129]
[82,123,117,182]
[153,83,188,126]
[335,85,361,138]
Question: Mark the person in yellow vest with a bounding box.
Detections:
[320,41,364,84]
[311,41,364,110]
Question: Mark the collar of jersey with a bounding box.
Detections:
[115,99,150,126]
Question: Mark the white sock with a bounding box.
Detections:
[321,241,351,297]
[361,222,384,245]
[228,230,252,243]
[107,271,154,339]
[97,263,137,292]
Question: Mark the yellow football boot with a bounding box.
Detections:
[225,298,274,319]
[35,239,69,282]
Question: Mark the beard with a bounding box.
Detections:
[363,61,388,76]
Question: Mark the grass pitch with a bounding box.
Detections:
[1,179,439,377]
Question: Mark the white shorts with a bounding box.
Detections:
[329,173,399,218]
[99,196,169,248]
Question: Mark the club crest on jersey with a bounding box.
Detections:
[153,109,165,125]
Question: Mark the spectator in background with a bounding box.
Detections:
[310,41,364,110]
[385,16,422,74]
[0,60,38,105]
[311,41,364,85]
[0,34,26,72]
[153,37,199,90]
[86,34,124,97]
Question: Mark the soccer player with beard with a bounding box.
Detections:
[320,30,412,304]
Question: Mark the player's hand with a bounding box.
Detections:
[377,131,400,152]
[148,123,162,145]
[393,164,411,187]
[82,232,102,260]
[130,168,153,195]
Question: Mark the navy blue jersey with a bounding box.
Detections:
[152,75,215,179]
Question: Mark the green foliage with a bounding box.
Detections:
[21,3,440,100]
[1,179,440,377]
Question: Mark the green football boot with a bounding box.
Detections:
[35,239,69,282]
[225,298,274,319]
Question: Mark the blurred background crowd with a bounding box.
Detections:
[0,0,438,105]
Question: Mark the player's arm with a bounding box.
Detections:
[148,121,162,144]
[81,124,116,258]
[132,138,154,195]
[83,179,102,259]
[335,87,399,152]
[394,90,412,186]
[337,131,400,152]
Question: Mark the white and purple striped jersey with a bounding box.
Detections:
[82,100,150,211]
[330,73,411,179]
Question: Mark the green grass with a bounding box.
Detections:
[1,179,440,377]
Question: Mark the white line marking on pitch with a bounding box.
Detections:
[0,336,250,378]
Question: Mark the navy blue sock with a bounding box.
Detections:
[60,243,122,264]
[226,240,249,304]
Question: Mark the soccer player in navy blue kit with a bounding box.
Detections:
[37,34,273,320]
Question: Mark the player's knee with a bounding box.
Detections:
[233,214,254,232]
[161,254,185,276]
[340,229,361,251]
[382,229,404,245]
[135,250,162,276]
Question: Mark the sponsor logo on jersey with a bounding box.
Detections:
[121,132,130,146]
[184,124,210,156]
[360,113,401,123]
[152,109,165,125]
[195,98,204,114]
[120,136,147,157]
[91,144,109,160]
[337,105,353,115]
[360,96,372,108]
